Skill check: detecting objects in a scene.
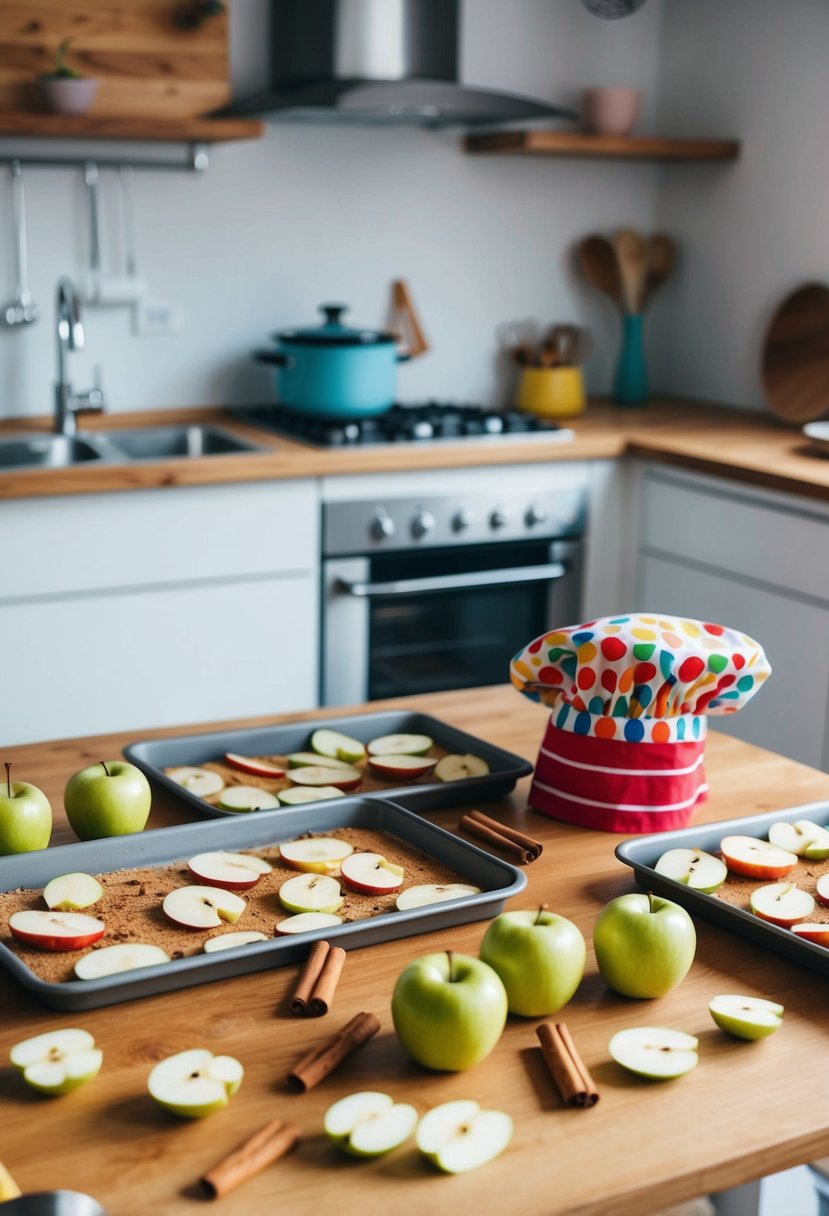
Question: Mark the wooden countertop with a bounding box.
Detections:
[2,685,829,1216]
[2,398,829,503]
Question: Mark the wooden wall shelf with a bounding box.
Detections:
[0,112,263,145]
[464,130,741,162]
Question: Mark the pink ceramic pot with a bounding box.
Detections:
[582,87,641,136]
[38,77,99,116]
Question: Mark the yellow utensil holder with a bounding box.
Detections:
[516,367,586,419]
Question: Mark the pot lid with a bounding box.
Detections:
[275,304,396,347]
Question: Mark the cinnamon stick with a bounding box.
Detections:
[287,1011,380,1092]
[536,1021,599,1108]
[467,810,543,859]
[290,940,331,1014]
[201,1117,300,1199]
[309,945,346,1017]
[459,814,534,864]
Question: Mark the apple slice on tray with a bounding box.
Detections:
[709,994,784,1039]
[768,819,829,860]
[278,786,345,806]
[396,883,481,911]
[791,923,829,947]
[279,837,354,874]
[163,886,246,930]
[310,729,366,765]
[287,765,362,791]
[9,910,105,952]
[187,851,273,890]
[167,767,224,798]
[148,1048,243,1119]
[74,942,170,980]
[279,873,343,915]
[324,1091,418,1158]
[434,753,490,782]
[367,733,433,757]
[720,835,798,880]
[654,847,727,893]
[609,1027,699,1080]
[223,753,285,779]
[203,931,269,953]
[43,872,103,911]
[275,912,343,935]
[749,881,815,927]
[286,752,356,771]
[366,755,437,782]
[10,1028,103,1096]
[416,1100,513,1175]
[817,874,829,908]
[340,852,404,894]
[218,786,280,812]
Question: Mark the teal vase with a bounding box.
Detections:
[614,313,648,406]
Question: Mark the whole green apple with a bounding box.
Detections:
[479,907,586,1017]
[0,762,52,854]
[593,892,696,999]
[64,760,151,841]
[391,950,507,1071]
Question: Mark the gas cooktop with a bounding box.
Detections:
[235,402,574,448]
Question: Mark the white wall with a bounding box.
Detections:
[0,0,664,419]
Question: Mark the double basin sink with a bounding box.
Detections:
[0,425,263,472]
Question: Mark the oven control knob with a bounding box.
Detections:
[525,503,549,527]
[411,510,435,540]
[451,509,474,533]
[489,507,511,530]
[370,510,394,541]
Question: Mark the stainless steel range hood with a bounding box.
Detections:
[219,0,574,127]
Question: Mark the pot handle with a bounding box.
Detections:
[254,349,295,369]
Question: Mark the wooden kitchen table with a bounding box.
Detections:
[2,686,829,1216]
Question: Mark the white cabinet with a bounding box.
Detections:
[0,481,319,744]
[635,466,829,770]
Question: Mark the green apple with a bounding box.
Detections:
[64,760,151,840]
[147,1048,243,1118]
[416,1100,513,1173]
[593,892,696,999]
[10,1028,102,1096]
[324,1091,418,1157]
[709,994,784,1040]
[479,907,586,1017]
[609,1027,699,1079]
[0,762,52,854]
[391,950,507,1071]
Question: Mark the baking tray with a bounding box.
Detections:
[124,710,533,820]
[616,799,829,977]
[0,795,526,1011]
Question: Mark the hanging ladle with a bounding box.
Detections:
[2,161,39,327]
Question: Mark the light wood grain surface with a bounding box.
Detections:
[464,131,741,162]
[2,686,828,1216]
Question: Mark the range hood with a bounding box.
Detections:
[219,0,575,127]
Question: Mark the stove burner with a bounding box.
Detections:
[236,402,565,447]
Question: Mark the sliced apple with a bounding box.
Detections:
[434,753,491,782]
[279,873,343,915]
[609,1027,699,1080]
[203,931,269,953]
[275,912,344,935]
[187,851,273,890]
[218,786,280,812]
[223,753,285,778]
[340,852,404,894]
[287,752,355,770]
[287,765,362,791]
[817,874,829,908]
[654,848,728,894]
[9,910,105,952]
[324,1091,418,1157]
[10,1028,103,1096]
[750,881,815,927]
[396,883,482,911]
[366,754,437,782]
[278,837,354,874]
[791,923,829,947]
[278,786,345,806]
[720,835,798,880]
[167,767,224,797]
[416,1099,513,1175]
[0,1163,21,1201]
[147,1048,243,1119]
[310,728,366,764]
[74,942,170,980]
[769,819,829,860]
[43,872,103,911]
[367,733,433,757]
[709,994,784,1040]
[163,885,246,930]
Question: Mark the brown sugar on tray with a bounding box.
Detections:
[0,827,470,985]
[713,852,829,924]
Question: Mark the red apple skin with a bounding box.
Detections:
[185,864,262,892]
[752,906,805,929]
[9,921,105,952]
[792,923,829,946]
[340,857,403,896]
[816,876,829,908]
[224,753,285,779]
[720,840,798,881]
[367,757,437,782]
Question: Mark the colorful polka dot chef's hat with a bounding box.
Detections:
[510,613,771,834]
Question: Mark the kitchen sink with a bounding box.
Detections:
[0,434,106,470]
[97,425,262,460]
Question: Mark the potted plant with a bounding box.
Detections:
[38,39,99,116]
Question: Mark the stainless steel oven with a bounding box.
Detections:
[321,465,588,705]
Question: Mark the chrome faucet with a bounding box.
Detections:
[55,278,106,435]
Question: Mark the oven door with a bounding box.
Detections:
[321,538,582,706]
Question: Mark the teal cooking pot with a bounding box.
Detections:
[254,304,410,419]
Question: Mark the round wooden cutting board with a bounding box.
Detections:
[762,282,829,422]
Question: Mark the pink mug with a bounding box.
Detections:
[582,87,641,136]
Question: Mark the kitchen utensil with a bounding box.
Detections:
[2,161,39,327]
[0,1193,106,1216]
[577,236,623,311]
[496,318,542,367]
[540,323,592,368]
[391,279,429,358]
[762,282,829,423]
[582,87,641,136]
[643,232,675,304]
[254,303,413,418]
[81,161,103,304]
[613,228,648,313]
[516,366,586,418]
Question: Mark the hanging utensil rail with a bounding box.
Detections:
[0,142,210,173]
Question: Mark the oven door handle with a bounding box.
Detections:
[337,561,568,598]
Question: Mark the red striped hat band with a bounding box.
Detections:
[529,716,708,834]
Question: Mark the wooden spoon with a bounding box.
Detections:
[643,234,675,308]
[577,235,623,311]
[613,228,648,314]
